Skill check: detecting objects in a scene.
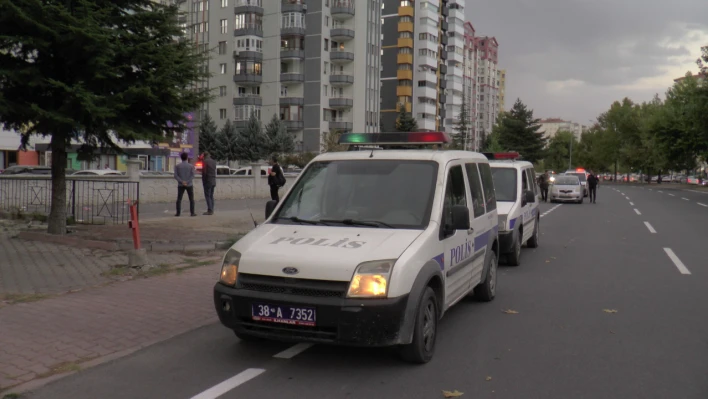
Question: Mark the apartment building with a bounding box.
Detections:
[380,0,449,133]
[497,68,506,111]
[443,1,466,141]
[538,118,586,141]
[473,35,499,146]
[180,0,381,152]
[462,21,478,150]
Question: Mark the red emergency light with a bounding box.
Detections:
[483,152,520,160]
[195,162,203,169]
[575,168,586,172]
[338,131,450,145]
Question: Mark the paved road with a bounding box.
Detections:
[21,191,708,399]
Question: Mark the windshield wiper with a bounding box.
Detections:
[278,216,327,225]
[320,219,395,228]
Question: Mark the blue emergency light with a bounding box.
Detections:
[338,132,450,146]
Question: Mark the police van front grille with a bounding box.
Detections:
[236,273,349,298]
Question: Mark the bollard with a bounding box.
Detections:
[127,200,149,267]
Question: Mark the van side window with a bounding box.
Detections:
[441,165,467,238]
[478,163,497,212]
[521,170,528,193]
[464,163,486,218]
[527,169,537,194]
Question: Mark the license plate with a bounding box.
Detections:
[251,303,316,326]
[561,194,571,198]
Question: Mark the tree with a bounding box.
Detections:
[494,99,547,163]
[451,95,470,150]
[198,114,218,155]
[321,130,347,153]
[395,103,418,132]
[264,114,295,155]
[234,112,267,162]
[483,131,504,152]
[214,119,239,163]
[544,131,576,171]
[0,1,211,234]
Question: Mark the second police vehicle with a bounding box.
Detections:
[213,132,500,363]
[486,152,540,266]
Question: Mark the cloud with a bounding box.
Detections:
[465,0,708,122]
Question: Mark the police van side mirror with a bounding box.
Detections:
[450,205,470,231]
[265,200,278,219]
[524,190,536,204]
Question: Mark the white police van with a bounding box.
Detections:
[214,132,500,363]
[486,152,540,266]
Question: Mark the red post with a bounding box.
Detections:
[128,200,141,250]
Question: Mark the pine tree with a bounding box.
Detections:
[452,95,470,150]
[234,112,268,162]
[215,119,239,163]
[494,99,547,163]
[395,103,419,132]
[264,114,295,155]
[0,0,211,234]
[198,114,218,155]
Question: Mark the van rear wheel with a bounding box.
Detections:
[474,251,497,302]
[506,231,521,266]
[400,287,438,364]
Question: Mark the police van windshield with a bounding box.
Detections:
[490,167,517,202]
[273,160,438,229]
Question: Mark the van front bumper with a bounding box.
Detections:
[214,282,409,347]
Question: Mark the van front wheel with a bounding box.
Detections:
[400,287,438,364]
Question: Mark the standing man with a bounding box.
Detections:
[201,152,217,215]
[268,156,285,202]
[174,152,196,217]
[539,171,550,202]
[587,170,599,204]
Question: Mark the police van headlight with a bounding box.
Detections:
[498,215,508,231]
[219,249,241,286]
[347,260,395,298]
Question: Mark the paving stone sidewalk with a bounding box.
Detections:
[0,264,220,393]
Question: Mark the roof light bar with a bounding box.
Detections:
[483,152,520,160]
[338,132,450,146]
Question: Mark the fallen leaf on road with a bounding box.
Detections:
[603,309,618,313]
[502,309,519,314]
[485,376,492,381]
[442,390,464,398]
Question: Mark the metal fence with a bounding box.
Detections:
[0,177,139,225]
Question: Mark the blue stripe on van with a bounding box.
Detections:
[509,217,517,230]
[474,228,493,250]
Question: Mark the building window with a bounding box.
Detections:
[220,86,227,96]
[218,41,227,54]
[281,85,288,96]
[324,39,329,51]
[219,109,227,120]
[220,19,228,34]
[325,16,329,27]
[221,0,228,7]
[323,85,328,96]
[234,105,261,121]
[220,63,227,74]
[281,12,306,29]
[235,61,262,75]
[324,61,329,74]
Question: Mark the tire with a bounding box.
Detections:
[400,287,438,364]
[506,230,521,266]
[474,250,497,302]
[578,197,584,204]
[527,217,539,248]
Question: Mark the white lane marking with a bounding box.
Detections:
[634,208,641,215]
[643,222,656,233]
[648,189,653,191]
[273,343,314,359]
[629,202,635,206]
[668,193,675,197]
[540,204,563,218]
[682,197,689,201]
[190,368,266,399]
[698,202,708,207]
[626,197,630,200]
[663,248,691,275]
[686,189,708,194]
[658,190,663,193]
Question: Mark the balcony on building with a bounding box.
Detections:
[441,21,449,32]
[329,116,353,131]
[280,60,304,83]
[329,71,354,86]
[283,120,304,131]
[281,11,306,36]
[331,0,355,20]
[280,72,304,83]
[280,97,304,106]
[233,48,263,62]
[233,61,263,86]
[281,0,305,13]
[441,5,449,17]
[330,47,354,63]
[441,50,448,60]
[329,95,353,109]
[234,0,263,15]
[234,22,263,37]
[233,93,262,106]
[330,27,355,41]
[281,36,305,59]
[439,93,447,104]
[441,35,449,46]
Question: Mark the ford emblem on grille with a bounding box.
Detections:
[282,267,299,275]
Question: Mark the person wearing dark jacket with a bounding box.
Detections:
[268,156,285,202]
[201,152,217,215]
[538,172,550,202]
[587,171,599,203]
[174,152,196,217]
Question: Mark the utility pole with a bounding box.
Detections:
[568,135,573,170]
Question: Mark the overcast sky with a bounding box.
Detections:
[465,0,708,125]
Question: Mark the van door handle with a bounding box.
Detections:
[467,227,475,235]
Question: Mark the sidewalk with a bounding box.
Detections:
[0,264,220,393]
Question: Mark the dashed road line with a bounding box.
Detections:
[634,208,642,215]
[686,189,707,194]
[668,193,675,197]
[190,368,266,399]
[626,196,630,200]
[663,248,691,275]
[658,190,663,193]
[643,222,656,233]
[629,202,634,206]
[698,202,708,207]
[540,204,562,218]
[274,343,314,359]
[682,197,689,201]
